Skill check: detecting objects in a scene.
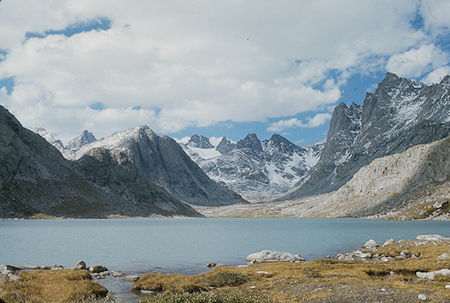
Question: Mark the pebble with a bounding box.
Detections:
[418,294,427,301]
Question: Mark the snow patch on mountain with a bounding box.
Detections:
[178,133,324,200]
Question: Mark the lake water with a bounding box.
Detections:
[1,218,449,301]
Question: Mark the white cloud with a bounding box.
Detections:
[386,44,448,78]
[0,0,444,139]
[420,0,450,34]
[267,113,332,132]
[422,65,450,84]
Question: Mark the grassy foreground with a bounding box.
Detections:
[0,270,107,303]
[1,238,448,302]
[135,239,450,303]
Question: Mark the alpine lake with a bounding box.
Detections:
[1,218,449,301]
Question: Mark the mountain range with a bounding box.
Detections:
[0,106,201,218]
[177,134,324,200]
[279,72,450,200]
[2,72,448,219]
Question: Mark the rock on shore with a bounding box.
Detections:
[246,250,304,264]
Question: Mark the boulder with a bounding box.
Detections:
[50,265,64,271]
[418,294,427,301]
[89,265,108,273]
[74,260,87,270]
[246,250,304,264]
[111,269,125,277]
[0,265,19,272]
[416,269,450,280]
[363,239,379,249]
[124,275,140,282]
[382,239,394,247]
[416,234,445,242]
[206,262,217,268]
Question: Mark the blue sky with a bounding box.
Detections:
[0,1,449,145]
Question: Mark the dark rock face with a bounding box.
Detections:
[236,133,263,155]
[67,130,97,151]
[283,73,450,199]
[216,137,236,154]
[74,126,246,206]
[73,148,200,217]
[0,106,200,218]
[187,134,214,149]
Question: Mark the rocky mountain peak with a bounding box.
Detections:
[187,134,214,149]
[281,73,450,200]
[236,133,263,153]
[31,127,65,152]
[216,137,235,154]
[327,102,361,138]
[267,134,301,154]
[67,130,97,151]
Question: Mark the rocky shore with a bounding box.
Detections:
[1,234,449,302]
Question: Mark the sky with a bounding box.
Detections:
[0,1,449,146]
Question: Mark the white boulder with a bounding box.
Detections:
[382,239,394,247]
[246,250,304,264]
[416,234,445,242]
[363,239,380,249]
[416,269,449,280]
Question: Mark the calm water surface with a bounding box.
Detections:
[1,218,448,301]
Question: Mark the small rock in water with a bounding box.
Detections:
[99,271,109,277]
[89,265,108,273]
[74,260,86,270]
[111,269,125,277]
[418,294,427,301]
[124,275,140,282]
[206,262,217,268]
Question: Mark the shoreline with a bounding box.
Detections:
[1,234,449,302]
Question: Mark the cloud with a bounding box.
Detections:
[420,0,450,34]
[385,44,448,78]
[267,113,332,132]
[0,0,446,140]
[422,65,450,83]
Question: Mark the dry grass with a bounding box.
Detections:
[0,270,107,303]
[134,240,450,302]
[29,213,57,219]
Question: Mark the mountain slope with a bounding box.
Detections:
[0,105,200,218]
[179,133,324,200]
[195,137,449,220]
[282,73,450,200]
[70,127,246,206]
